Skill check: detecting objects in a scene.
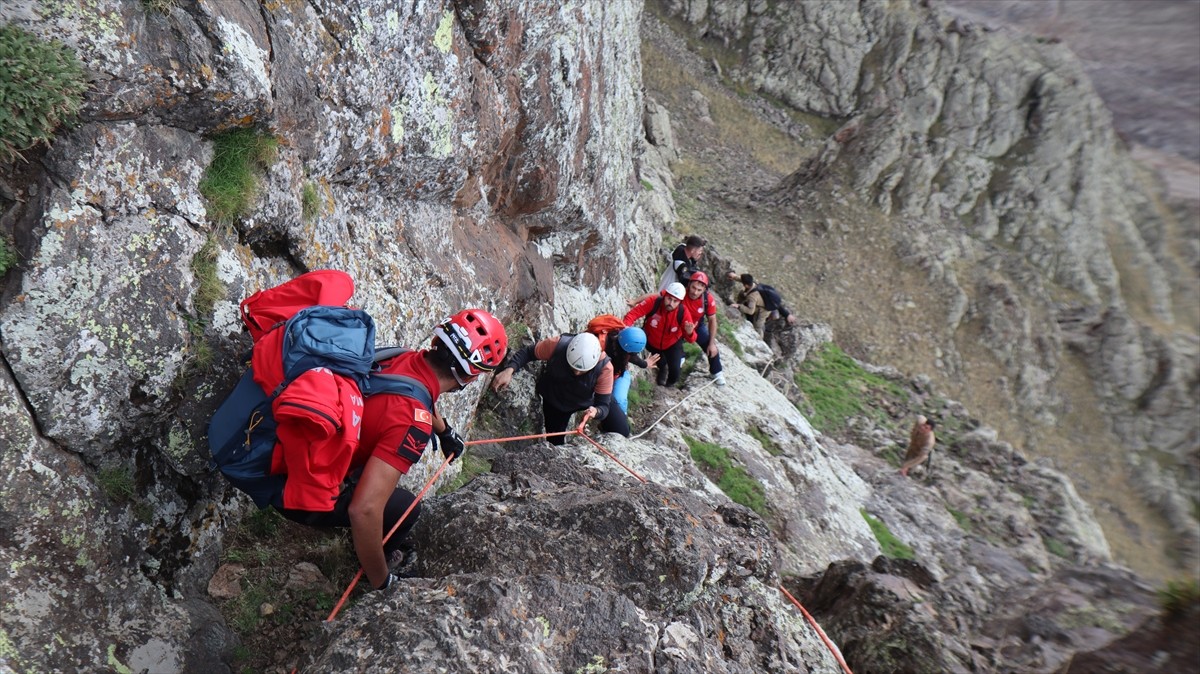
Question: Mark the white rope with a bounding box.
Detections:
[630,376,721,440]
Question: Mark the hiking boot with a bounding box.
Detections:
[712,371,726,387]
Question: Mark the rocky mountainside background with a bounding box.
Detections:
[0,0,1195,672]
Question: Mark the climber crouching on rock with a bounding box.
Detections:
[490,331,627,443]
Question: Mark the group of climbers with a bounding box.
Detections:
[212,229,936,594]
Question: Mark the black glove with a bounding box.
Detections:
[375,572,398,591]
[437,425,466,463]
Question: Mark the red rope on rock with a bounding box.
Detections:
[779,584,855,674]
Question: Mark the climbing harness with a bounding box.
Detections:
[778,585,855,674]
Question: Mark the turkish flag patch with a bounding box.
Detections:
[414,408,433,425]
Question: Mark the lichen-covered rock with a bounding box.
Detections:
[314,445,846,673]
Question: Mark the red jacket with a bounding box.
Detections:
[623,295,697,350]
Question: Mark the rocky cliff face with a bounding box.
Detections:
[0,0,1189,672]
[653,0,1198,572]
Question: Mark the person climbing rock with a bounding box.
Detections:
[623,282,696,387]
[730,273,768,337]
[658,234,707,291]
[587,317,658,414]
[277,309,508,592]
[681,271,725,386]
[899,415,937,478]
[490,331,626,442]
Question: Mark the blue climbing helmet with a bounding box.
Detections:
[617,326,647,353]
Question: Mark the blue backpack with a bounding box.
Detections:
[208,305,378,508]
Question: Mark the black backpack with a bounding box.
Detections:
[756,284,784,312]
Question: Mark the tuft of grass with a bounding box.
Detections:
[1043,536,1071,559]
[97,465,137,502]
[0,24,88,162]
[1157,578,1200,618]
[748,425,782,456]
[0,237,16,275]
[861,509,915,560]
[716,316,743,358]
[626,375,655,415]
[685,435,767,517]
[680,341,703,384]
[142,0,178,13]
[300,181,320,222]
[191,234,223,319]
[437,453,492,495]
[640,179,655,191]
[199,127,278,223]
[946,506,972,532]
[794,343,905,433]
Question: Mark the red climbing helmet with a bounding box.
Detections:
[689,271,710,287]
[433,309,508,376]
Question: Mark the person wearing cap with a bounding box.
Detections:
[490,331,626,442]
[278,309,508,592]
[623,282,697,387]
[681,271,725,386]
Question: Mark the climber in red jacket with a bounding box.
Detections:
[623,282,696,386]
[276,309,507,591]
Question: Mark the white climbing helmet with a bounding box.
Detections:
[565,332,602,371]
[665,282,686,300]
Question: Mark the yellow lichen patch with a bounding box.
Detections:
[433,10,455,53]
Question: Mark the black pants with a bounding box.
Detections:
[278,480,420,554]
[649,340,685,386]
[542,399,630,445]
[695,323,723,375]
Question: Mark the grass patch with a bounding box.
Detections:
[97,465,137,502]
[0,24,87,162]
[191,234,223,320]
[437,453,492,494]
[748,425,782,456]
[1043,536,1071,559]
[199,127,278,223]
[946,506,972,532]
[680,341,703,384]
[716,315,743,357]
[142,0,178,13]
[1157,577,1200,618]
[626,375,656,415]
[794,343,905,434]
[640,178,654,191]
[685,435,767,517]
[861,509,915,560]
[301,181,320,222]
[0,237,16,275]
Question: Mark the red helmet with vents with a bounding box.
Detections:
[433,309,508,376]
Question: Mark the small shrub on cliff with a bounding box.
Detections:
[1157,578,1200,618]
[0,237,16,275]
[199,127,278,223]
[0,23,88,162]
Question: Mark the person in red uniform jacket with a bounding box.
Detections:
[680,271,725,386]
[623,282,696,387]
[276,309,507,591]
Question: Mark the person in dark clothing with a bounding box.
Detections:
[490,332,628,442]
[658,234,707,291]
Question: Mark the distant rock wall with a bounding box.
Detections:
[654,0,1199,565]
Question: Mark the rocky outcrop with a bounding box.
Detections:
[0,0,1180,671]
[652,0,1199,565]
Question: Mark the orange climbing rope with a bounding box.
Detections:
[325,423,648,621]
[325,454,454,622]
[778,585,855,674]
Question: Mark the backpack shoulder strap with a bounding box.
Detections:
[368,373,434,411]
